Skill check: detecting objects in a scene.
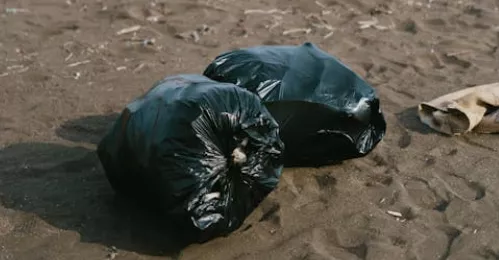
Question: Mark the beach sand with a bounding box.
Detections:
[1,0,499,259]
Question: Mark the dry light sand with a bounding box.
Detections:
[1,0,499,259]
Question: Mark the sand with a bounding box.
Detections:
[1,0,499,259]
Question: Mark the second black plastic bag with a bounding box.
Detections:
[203,42,386,167]
[97,74,284,241]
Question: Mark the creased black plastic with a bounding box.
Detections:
[203,42,386,166]
[97,74,284,240]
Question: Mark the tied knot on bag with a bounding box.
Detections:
[231,137,248,166]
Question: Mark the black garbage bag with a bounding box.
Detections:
[97,74,284,241]
[203,42,386,167]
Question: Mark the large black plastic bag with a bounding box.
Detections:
[203,42,386,167]
[97,74,284,241]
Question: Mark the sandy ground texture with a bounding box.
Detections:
[1,0,499,259]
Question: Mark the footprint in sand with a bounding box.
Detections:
[425,18,447,27]
[309,227,367,260]
[434,172,486,202]
[397,130,412,149]
[404,177,448,211]
[281,171,338,210]
[441,54,472,69]
[314,173,337,191]
[258,201,281,226]
[364,174,393,188]
[239,199,281,233]
[463,5,483,18]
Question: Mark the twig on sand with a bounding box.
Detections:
[125,38,156,47]
[386,210,403,218]
[244,8,291,15]
[64,52,74,62]
[67,60,90,67]
[17,67,29,73]
[5,65,29,75]
[4,8,30,14]
[446,50,472,57]
[315,1,327,8]
[358,18,395,30]
[7,65,24,70]
[116,25,141,36]
[282,28,312,36]
[313,1,333,15]
[133,63,146,73]
[358,18,379,29]
[323,31,334,39]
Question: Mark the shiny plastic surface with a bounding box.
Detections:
[97,74,284,240]
[203,42,386,166]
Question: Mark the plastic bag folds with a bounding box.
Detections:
[203,42,386,167]
[97,74,284,241]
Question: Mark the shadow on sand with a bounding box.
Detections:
[55,113,119,145]
[0,114,203,258]
[395,106,436,135]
